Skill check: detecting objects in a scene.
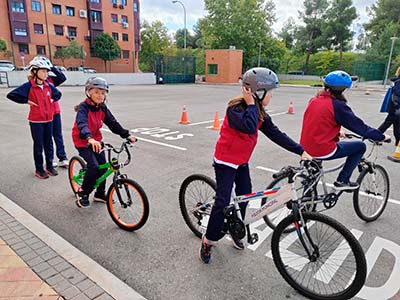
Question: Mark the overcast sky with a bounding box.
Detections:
[140,0,376,36]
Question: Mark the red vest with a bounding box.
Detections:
[300,91,341,157]
[27,79,55,123]
[214,115,261,165]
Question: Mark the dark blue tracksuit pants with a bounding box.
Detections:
[29,122,53,172]
[52,113,68,161]
[77,147,107,195]
[205,162,251,242]
[322,140,366,183]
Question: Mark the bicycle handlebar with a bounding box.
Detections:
[101,139,134,168]
[344,133,391,145]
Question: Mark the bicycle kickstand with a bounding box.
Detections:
[246,225,259,245]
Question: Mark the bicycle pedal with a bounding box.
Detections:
[248,233,259,245]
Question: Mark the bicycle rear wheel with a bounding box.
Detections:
[179,174,216,238]
[353,164,390,222]
[271,212,366,300]
[107,178,149,231]
[262,174,317,233]
[68,156,86,195]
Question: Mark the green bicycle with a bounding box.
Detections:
[68,140,149,231]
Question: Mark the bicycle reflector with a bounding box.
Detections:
[111,157,120,170]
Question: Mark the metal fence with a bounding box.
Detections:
[154,55,196,84]
[352,61,385,82]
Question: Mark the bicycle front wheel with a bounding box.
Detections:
[107,178,149,231]
[68,156,86,195]
[271,212,366,300]
[353,164,390,222]
[179,174,216,238]
[262,174,317,233]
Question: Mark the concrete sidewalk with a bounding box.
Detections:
[0,192,146,300]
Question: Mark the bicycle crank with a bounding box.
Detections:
[323,193,339,208]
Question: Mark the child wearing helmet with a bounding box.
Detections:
[71,77,137,208]
[33,56,69,168]
[300,70,390,191]
[6,57,62,179]
[199,67,312,264]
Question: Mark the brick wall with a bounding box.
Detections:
[205,49,243,84]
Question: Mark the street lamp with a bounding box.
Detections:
[384,36,398,88]
[172,0,186,49]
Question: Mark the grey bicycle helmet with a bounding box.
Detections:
[242,67,279,101]
[85,77,109,94]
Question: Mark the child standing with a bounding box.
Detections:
[199,67,312,264]
[72,77,137,208]
[6,57,62,179]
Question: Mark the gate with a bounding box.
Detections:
[353,61,385,81]
[154,55,196,84]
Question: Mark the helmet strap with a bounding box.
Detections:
[254,90,267,103]
[32,69,46,84]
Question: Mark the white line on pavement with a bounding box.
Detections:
[188,119,222,126]
[256,166,400,206]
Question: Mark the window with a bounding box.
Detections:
[66,6,75,16]
[112,32,118,40]
[122,50,129,59]
[110,0,117,3]
[52,4,61,14]
[122,33,128,41]
[12,1,25,12]
[111,13,118,22]
[15,28,27,36]
[67,27,77,37]
[120,0,127,6]
[19,43,29,54]
[208,64,218,75]
[36,45,46,55]
[54,25,64,36]
[90,0,100,2]
[33,23,44,34]
[121,15,128,23]
[31,1,41,12]
[91,11,102,23]
[133,2,138,12]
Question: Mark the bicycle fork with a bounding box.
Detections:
[112,174,132,208]
[292,205,320,262]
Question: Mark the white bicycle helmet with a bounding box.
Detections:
[27,56,52,71]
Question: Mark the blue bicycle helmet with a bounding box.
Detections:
[323,70,353,91]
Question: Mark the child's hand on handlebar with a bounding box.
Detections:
[128,136,137,144]
[301,151,313,160]
[88,138,102,153]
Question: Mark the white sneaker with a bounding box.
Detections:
[58,160,69,168]
[52,161,58,168]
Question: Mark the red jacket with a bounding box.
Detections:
[6,79,62,123]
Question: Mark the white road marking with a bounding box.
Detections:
[101,128,187,151]
[256,165,400,206]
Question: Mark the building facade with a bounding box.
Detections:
[0,0,141,73]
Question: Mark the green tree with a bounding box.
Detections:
[277,17,297,50]
[139,20,172,72]
[295,0,329,74]
[54,47,70,67]
[93,33,121,72]
[201,0,277,70]
[323,0,357,68]
[0,38,6,52]
[365,0,400,41]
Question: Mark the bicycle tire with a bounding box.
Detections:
[179,174,216,238]
[107,178,149,231]
[262,174,317,233]
[271,212,366,300]
[68,156,86,195]
[353,164,390,222]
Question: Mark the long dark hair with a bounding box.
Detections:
[228,96,266,121]
[324,87,347,102]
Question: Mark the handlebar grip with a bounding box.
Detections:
[272,167,291,179]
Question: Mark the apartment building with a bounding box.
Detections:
[0,0,141,73]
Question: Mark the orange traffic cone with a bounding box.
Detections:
[287,101,294,114]
[388,142,400,162]
[179,105,190,124]
[210,112,220,130]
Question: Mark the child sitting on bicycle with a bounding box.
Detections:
[300,70,390,191]
[199,67,312,264]
[72,77,137,208]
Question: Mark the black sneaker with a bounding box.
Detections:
[35,170,49,179]
[231,238,245,250]
[93,191,107,203]
[333,181,359,191]
[76,190,90,208]
[199,237,213,264]
[46,168,58,176]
